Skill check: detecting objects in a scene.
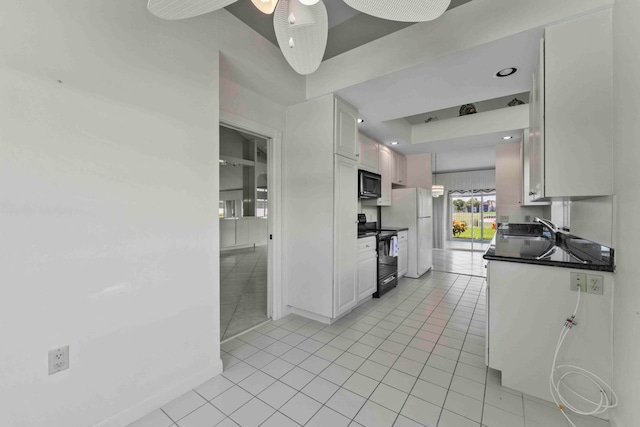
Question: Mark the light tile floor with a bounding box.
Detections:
[129,271,610,427]
[220,246,268,340]
[444,240,490,253]
[432,249,487,277]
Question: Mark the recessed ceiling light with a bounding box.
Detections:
[357,118,364,124]
[495,67,517,78]
[390,141,399,145]
[502,136,513,140]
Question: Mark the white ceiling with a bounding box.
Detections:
[337,27,542,123]
[226,0,544,161]
[335,26,543,154]
[398,129,522,155]
[323,0,360,28]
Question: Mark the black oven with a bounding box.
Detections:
[358,170,381,199]
[374,231,398,297]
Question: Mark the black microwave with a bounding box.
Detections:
[358,170,382,199]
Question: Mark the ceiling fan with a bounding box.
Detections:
[147,0,451,75]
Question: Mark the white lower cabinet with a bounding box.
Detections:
[487,261,613,402]
[357,237,377,302]
[398,231,408,278]
[333,155,358,317]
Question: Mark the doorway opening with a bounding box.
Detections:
[219,124,270,340]
[448,190,497,252]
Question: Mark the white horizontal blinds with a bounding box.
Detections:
[433,169,496,193]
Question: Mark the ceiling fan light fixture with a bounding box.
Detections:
[432,184,444,198]
[251,0,279,14]
[343,0,451,22]
[274,0,328,75]
[147,0,237,20]
[299,0,320,4]
[287,0,316,27]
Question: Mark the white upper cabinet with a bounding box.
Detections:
[377,145,392,206]
[522,129,549,206]
[391,150,407,186]
[529,9,613,200]
[334,97,359,161]
[496,142,523,208]
[529,39,545,200]
[358,133,379,172]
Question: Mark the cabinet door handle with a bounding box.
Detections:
[529,191,536,196]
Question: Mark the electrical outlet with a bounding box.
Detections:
[587,274,604,295]
[500,216,509,223]
[570,272,587,292]
[48,346,69,375]
[524,215,531,222]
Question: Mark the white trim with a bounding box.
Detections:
[93,360,223,427]
[219,111,284,320]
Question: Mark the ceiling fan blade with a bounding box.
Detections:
[274,0,328,75]
[343,0,451,22]
[251,0,279,14]
[147,0,237,20]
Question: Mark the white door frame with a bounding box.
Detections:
[219,111,284,320]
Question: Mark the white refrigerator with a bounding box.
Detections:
[382,187,433,278]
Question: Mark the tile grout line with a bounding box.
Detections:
[225,272,450,424]
[219,271,486,426]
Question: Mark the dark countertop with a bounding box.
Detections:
[380,227,409,232]
[483,227,615,272]
[358,226,408,239]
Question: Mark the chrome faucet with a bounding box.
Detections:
[534,217,558,241]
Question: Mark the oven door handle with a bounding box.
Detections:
[382,275,396,285]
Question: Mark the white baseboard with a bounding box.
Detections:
[94,358,224,427]
[291,307,331,324]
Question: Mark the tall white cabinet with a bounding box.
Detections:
[285,94,359,322]
[529,9,613,200]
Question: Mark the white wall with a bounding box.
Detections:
[433,146,496,173]
[412,105,529,145]
[570,196,614,247]
[611,0,640,424]
[406,153,433,189]
[0,2,302,427]
[495,143,546,223]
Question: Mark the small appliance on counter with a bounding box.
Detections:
[357,213,368,235]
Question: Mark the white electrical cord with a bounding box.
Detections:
[549,287,619,427]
